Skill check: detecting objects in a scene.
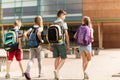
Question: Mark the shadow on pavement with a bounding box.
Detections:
[0,77,84,80]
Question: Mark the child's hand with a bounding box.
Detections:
[49,46,53,52]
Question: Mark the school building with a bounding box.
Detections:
[0,0,120,48]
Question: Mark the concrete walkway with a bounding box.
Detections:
[0,49,120,80]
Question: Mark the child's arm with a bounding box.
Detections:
[24,30,31,41]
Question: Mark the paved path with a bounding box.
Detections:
[1,49,120,80]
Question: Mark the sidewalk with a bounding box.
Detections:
[0,49,120,80]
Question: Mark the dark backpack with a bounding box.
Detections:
[28,27,40,48]
[75,25,91,46]
[48,24,63,43]
[41,29,49,44]
[4,29,19,52]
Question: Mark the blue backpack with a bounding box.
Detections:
[28,27,40,48]
[75,25,91,46]
[4,29,19,52]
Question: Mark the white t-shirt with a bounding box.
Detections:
[54,18,68,45]
[90,27,94,38]
[29,25,43,33]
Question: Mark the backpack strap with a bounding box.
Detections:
[10,28,19,43]
[30,26,40,41]
[60,22,65,43]
[29,26,39,36]
[31,26,39,33]
[54,22,65,42]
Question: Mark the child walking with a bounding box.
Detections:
[24,16,44,80]
[5,19,24,79]
[74,16,94,79]
[50,9,70,80]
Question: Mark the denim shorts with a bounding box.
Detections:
[79,43,92,54]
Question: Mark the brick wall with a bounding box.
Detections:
[83,0,120,48]
[83,0,120,18]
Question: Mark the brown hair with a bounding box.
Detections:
[82,16,92,27]
[57,9,67,17]
[34,16,43,27]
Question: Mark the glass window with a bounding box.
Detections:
[41,0,82,16]
[41,5,56,11]
[23,6,37,12]
[66,4,82,14]
[41,0,56,5]
[15,1,22,7]
[23,6,37,16]
[23,1,37,7]
[15,7,22,13]
[2,2,14,8]
[57,4,65,10]
[15,13,22,17]
[42,11,56,16]
[23,12,37,16]
[0,1,1,4]
[3,8,14,17]
[41,0,57,16]
[57,0,65,4]
[66,0,82,4]
[57,0,65,10]
[2,0,14,3]
[15,0,22,1]
[1,0,83,23]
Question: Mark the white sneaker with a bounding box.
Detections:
[84,72,89,79]
[54,70,59,80]
[59,76,63,80]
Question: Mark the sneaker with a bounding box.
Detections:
[54,70,59,80]
[24,72,31,80]
[59,76,63,80]
[38,74,41,78]
[22,73,25,77]
[84,72,89,79]
[5,73,10,79]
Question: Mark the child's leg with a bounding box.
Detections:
[6,51,15,74]
[85,53,92,73]
[25,49,35,73]
[56,58,65,72]
[5,51,15,79]
[15,49,24,73]
[36,46,42,76]
[18,61,24,73]
[6,60,12,74]
[54,57,60,70]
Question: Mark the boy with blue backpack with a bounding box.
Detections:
[4,19,24,79]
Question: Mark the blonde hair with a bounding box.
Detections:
[14,19,21,26]
[34,16,43,27]
[82,16,92,28]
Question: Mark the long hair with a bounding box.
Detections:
[82,16,92,28]
[34,16,43,27]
